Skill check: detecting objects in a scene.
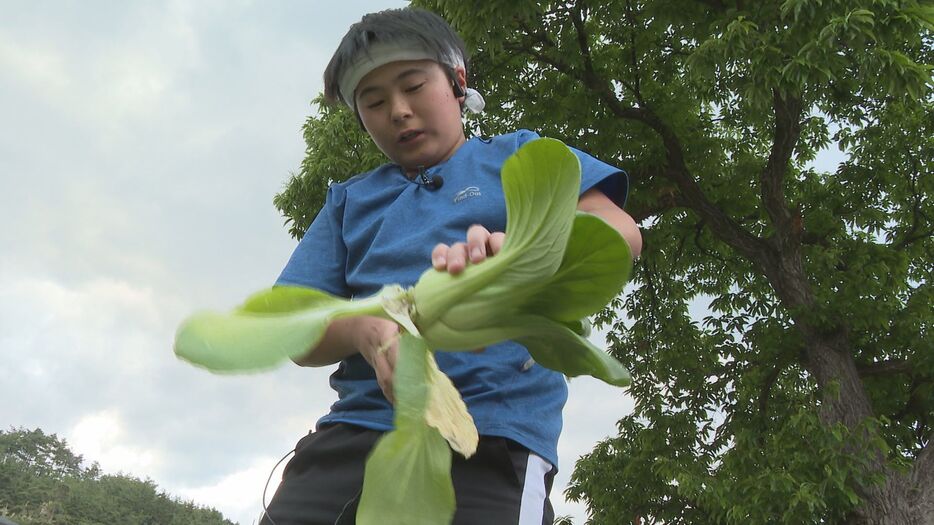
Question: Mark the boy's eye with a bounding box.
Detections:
[365,100,384,109]
[404,82,426,93]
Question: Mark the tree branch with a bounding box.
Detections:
[503,37,576,79]
[514,2,792,300]
[642,108,772,264]
[760,90,804,251]
[569,2,601,96]
[856,359,914,378]
[694,0,728,10]
[624,0,644,105]
[516,18,557,50]
[758,364,782,420]
[893,378,928,421]
[627,192,681,223]
[893,162,934,250]
[561,1,771,265]
[894,227,934,250]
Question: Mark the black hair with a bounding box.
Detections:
[323,8,468,106]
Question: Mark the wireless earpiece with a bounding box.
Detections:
[452,80,466,98]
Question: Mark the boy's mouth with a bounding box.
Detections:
[398,130,423,143]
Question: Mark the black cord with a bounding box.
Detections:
[260,448,296,525]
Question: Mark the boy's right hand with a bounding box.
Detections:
[355,316,402,404]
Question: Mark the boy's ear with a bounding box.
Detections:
[452,66,467,101]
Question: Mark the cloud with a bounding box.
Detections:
[0,30,70,97]
[177,454,288,525]
[69,410,162,476]
[0,264,336,516]
[0,3,203,130]
[0,272,177,435]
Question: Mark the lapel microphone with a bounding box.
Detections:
[417,167,444,190]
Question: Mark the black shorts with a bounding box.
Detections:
[260,423,556,525]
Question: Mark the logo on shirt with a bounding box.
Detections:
[453,186,481,203]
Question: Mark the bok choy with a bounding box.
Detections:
[174,137,633,524]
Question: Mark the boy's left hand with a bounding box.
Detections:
[431,224,505,275]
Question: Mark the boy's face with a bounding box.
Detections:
[355,59,466,174]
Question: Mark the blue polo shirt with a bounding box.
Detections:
[277,129,627,467]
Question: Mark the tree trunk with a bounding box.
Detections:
[771,256,929,524]
[804,332,920,523]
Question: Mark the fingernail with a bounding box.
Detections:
[435,256,446,267]
[471,248,483,260]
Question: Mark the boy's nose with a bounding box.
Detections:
[390,97,413,122]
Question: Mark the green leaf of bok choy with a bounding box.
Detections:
[174,285,394,372]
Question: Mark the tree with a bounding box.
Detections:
[0,428,84,480]
[274,96,386,240]
[276,1,932,522]
[0,428,235,525]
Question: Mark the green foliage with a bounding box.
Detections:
[278,0,932,522]
[273,96,385,239]
[0,428,235,525]
[0,428,86,481]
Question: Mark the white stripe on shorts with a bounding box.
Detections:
[518,452,553,525]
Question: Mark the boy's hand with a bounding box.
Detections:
[431,224,505,275]
[357,225,503,401]
[355,316,402,404]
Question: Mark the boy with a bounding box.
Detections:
[263,7,642,525]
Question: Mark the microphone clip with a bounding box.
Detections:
[418,167,444,190]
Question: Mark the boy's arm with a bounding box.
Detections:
[293,316,402,403]
[576,187,643,258]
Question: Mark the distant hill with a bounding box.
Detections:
[0,427,236,525]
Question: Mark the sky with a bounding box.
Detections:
[0,2,637,524]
